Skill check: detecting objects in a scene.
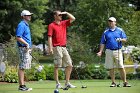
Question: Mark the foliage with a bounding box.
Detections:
[4,66,18,83]
[73,0,136,51]
[44,65,65,80]
[71,64,108,80]
[25,64,65,81]
[130,48,140,63]
[0,0,48,44]
[4,37,19,66]
[124,11,140,46]
[126,0,140,11]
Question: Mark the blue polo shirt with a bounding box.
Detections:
[16,20,32,48]
[100,27,127,50]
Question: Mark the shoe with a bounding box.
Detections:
[110,82,116,87]
[18,85,32,91]
[123,82,131,87]
[56,83,63,89]
[65,82,76,88]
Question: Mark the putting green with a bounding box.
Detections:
[0,80,139,93]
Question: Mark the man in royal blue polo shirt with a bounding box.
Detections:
[97,17,131,87]
[16,10,33,91]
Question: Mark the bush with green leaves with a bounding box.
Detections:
[43,65,65,80]
[71,64,108,80]
[4,66,18,83]
[130,48,140,63]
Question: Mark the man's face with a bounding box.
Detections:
[23,15,31,21]
[54,11,62,21]
[108,20,116,28]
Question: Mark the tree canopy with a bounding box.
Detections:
[0,0,140,48]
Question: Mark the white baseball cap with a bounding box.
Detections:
[108,17,116,22]
[21,10,33,16]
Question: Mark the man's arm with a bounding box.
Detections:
[61,12,76,23]
[48,36,53,54]
[16,37,29,48]
[97,44,105,56]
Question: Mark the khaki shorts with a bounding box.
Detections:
[18,47,32,69]
[105,49,124,69]
[53,46,72,67]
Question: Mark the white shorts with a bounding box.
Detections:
[105,49,124,69]
[53,46,72,67]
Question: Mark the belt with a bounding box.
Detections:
[54,45,66,47]
[18,46,26,48]
[108,49,120,50]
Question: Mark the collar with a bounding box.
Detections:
[53,21,62,25]
[22,20,29,26]
[109,26,117,31]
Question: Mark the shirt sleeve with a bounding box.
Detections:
[121,30,127,39]
[48,24,53,36]
[16,24,24,37]
[64,19,71,27]
[100,32,106,44]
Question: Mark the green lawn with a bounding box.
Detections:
[0,80,140,93]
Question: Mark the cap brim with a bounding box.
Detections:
[26,13,33,16]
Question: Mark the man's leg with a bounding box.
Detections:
[109,68,117,87]
[109,68,115,83]
[53,47,63,88]
[18,69,25,85]
[65,66,72,84]
[62,47,76,88]
[119,68,126,82]
[54,66,59,84]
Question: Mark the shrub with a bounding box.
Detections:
[71,64,108,80]
[130,48,140,63]
[44,65,65,80]
[4,66,18,83]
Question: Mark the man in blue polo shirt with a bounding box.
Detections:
[97,17,131,87]
[16,10,33,91]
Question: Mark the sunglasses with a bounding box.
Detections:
[25,15,31,16]
[108,20,113,22]
[57,14,62,16]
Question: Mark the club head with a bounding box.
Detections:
[117,84,121,87]
[63,87,69,90]
[81,85,87,88]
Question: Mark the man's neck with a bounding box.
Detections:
[54,20,60,24]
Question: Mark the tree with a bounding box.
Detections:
[72,0,137,52]
[0,0,49,44]
[127,0,140,11]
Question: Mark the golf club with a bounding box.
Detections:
[117,39,121,87]
[29,53,44,72]
[63,85,69,90]
[73,66,87,88]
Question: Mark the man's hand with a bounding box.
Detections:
[48,48,53,55]
[97,51,102,57]
[25,43,30,52]
[26,43,30,49]
[116,38,121,42]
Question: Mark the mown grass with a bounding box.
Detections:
[0,80,139,93]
